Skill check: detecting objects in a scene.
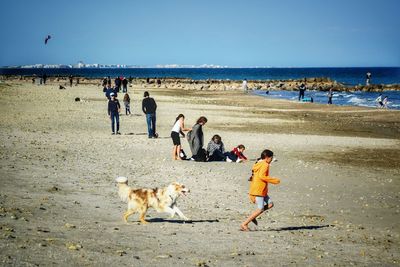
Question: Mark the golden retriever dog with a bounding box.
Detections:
[116,177,190,224]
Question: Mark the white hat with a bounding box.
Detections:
[116,176,128,183]
[110,92,115,96]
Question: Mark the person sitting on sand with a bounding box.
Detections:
[206,134,226,162]
[240,149,280,231]
[123,93,131,115]
[188,116,208,161]
[225,144,248,163]
[171,114,191,160]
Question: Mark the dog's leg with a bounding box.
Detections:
[173,206,189,220]
[163,206,176,218]
[139,208,148,224]
[123,209,136,223]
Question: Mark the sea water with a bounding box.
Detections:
[253,90,400,110]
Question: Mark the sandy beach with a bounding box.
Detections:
[0,81,399,266]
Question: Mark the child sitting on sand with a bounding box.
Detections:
[225,144,248,163]
[240,149,280,231]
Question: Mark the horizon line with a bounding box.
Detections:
[1,64,399,69]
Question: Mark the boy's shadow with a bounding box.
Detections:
[147,218,219,224]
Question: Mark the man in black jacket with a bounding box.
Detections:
[108,93,121,135]
[142,91,157,138]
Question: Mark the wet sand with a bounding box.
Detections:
[0,81,399,266]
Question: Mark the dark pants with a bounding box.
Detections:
[146,113,156,137]
[328,97,332,104]
[122,85,127,93]
[192,149,207,162]
[208,150,226,162]
[299,90,305,101]
[110,112,120,133]
[225,152,238,161]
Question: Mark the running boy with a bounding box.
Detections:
[240,149,280,231]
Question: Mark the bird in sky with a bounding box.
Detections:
[44,35,51,45]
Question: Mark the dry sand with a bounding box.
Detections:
[0,81,399,266]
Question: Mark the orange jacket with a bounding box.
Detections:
[249,160,280,200]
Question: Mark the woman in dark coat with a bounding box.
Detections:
[188,116,208,161]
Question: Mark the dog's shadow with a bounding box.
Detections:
[268,224,332,232]
[146,218,219,224]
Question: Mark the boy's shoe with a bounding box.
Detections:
[111,132,115,135]
[116,132,121,135]
[236,158,243,163]
[189,157,195,161]
[226,157,233,162]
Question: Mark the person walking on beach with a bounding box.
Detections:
[240,149,280,231]
[298,83,306,101]
[383,96,389,109]
[108,93,121,135]
[123,93,131,115]
[375,93,384,108]
[105,84,117,100]
[107,76,111,86]
[69,75,73,87]
[187,116,208,161]
[327,89,333,104]
[42,74,47,85]
[171,114,191,160]
[366,72,372,86]
[115,77,121,92]
[142,91,158,138]
[242,79,248,93]
[122,77,128,93]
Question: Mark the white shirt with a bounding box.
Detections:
[172,120,181,133]
[242,80,248,90]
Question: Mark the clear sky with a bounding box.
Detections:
[1,0,399,67]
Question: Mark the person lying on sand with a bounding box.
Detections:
[225,144,248,163]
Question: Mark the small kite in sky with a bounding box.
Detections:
[44,35,51,45]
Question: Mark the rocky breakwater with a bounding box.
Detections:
[137,77,339,91]
[1,75,399,92]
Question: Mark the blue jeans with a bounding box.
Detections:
[146,113,156,137]
[110,112,120,133]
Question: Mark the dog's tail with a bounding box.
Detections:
[116,176,130,203]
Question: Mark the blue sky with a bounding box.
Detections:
[0,0,399,67]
